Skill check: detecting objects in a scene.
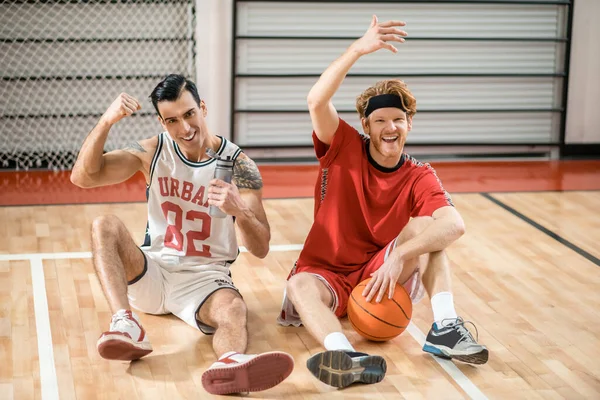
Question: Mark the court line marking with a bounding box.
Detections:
[0,244,304,262]
[4,243,486,400]
[407,323,488,400]
[30,256,60,400]
[482,193,600,266]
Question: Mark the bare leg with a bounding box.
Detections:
[392,216,456,321]
[199,289,294,395]
[289,218,445,345]
[421,250,452,297]
[392,217,452,297]
[397,218,487,364]
[92,215,152,361]
[392,216,435,285]
[286,273,385,388]
[197,288,248,357]
[91,215,145,313]
[285,273,339,345]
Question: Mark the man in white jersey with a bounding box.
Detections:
[70,74,294,395]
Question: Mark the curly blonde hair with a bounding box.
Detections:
[356,79,417,119]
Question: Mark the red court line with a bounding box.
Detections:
[0,161,599,206]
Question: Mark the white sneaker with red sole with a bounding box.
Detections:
[97,309,153,361]
[202,351,294,395]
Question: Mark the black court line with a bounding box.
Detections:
[481,193,600,267]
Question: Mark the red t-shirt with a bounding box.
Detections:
[297,118,453,273]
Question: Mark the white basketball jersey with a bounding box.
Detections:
[143,132,243,272]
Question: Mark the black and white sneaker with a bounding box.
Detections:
[306,350,386,388]
[422,317,489,365]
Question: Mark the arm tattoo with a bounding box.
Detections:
[123,141,147,153]
[233,155,263,190]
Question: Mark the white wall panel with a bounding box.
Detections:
[235,112,560,147]
[236,77,563,111]
[232,1,570,158]
[238,2,566,39]
[565,0,600,144]
[236,40,563,75]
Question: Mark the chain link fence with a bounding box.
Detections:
[0,0,196,170]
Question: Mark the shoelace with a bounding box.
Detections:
[111,312,136,331]
[441,317,479,344]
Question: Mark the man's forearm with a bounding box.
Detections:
[307,47,362,107]
[393,218,465,262]
[74,118,113,177]
[236,208,271,259]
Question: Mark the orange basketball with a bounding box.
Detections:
[347,278,412,342]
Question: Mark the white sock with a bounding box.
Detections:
[430,292,458,328]
[324,332,355,352]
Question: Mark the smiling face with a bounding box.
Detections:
[355,79,417,167]
[362,108,412,165]
[157,90,208,151]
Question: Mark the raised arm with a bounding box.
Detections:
[307,15,407,144]
[70,93,156,188]
[207,153,271,259]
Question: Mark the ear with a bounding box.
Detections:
[407,115,413,132]
[200,100,208,117]
[361,117,370,135]
[158,115,166,130]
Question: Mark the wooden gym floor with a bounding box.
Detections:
[1,160,600,399]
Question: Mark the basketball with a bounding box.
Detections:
[347,278,413,342]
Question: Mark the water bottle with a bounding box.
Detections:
[210,155,234,218]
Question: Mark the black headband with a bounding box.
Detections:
[364,94,407,118]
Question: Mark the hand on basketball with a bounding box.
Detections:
[101,93,142,125]
[350,15,407,56]
[363,255,404,303]
[208,179,247,217]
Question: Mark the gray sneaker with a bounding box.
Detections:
[306,350,386,388]
[422,317,489,365]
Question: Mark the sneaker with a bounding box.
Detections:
[201,351,294,395]
[422,317,488,364]
[97,309,153,361]
[306,350,386,388]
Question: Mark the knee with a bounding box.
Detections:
[399,216,434,242]
[91,215,124,242]
[218,296,247,327]
[287,273,327,305]
[286,273,311,303]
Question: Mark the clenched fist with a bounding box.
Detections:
[100,93,142,125]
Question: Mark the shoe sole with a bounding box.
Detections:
[306,350,386,388]
[423,343,489,365]
[97,334,153,361]
[201,351,294,395]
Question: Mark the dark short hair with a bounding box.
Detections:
[149,74,201,117]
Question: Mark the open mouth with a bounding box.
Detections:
[182,131,196,142]
[382,136,398,143]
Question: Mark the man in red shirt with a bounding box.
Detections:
[278,16,488,388]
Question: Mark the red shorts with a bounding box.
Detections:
[280,239,424,322]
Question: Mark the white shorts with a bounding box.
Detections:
[128,249,239,334]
